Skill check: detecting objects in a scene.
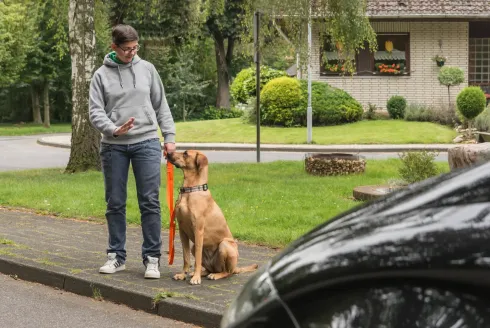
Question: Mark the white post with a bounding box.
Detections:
[307,5,313,144]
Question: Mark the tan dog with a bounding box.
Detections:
[167,150,258,285]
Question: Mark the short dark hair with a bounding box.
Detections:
[112,24,139,45]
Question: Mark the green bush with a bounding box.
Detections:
[260,77,303,126]
[475,106,490,132]
[259,77,363,127]
[201,106,243,120]
[398,151,439,184]
[456,86,486,120]
[299,81,363,126]
[231,66,287,104]
[387,95,407,119]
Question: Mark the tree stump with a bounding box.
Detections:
[305,153,366,176]
[353,185,404,201]
[448,142,490,171]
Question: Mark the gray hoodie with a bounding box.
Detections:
[89,54,175,145]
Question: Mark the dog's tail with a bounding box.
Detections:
[234,264,259,274]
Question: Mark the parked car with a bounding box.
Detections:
[221,161,490,328]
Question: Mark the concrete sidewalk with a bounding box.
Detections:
[0,209,277,328]
[37,134,458,153]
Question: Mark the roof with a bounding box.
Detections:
[366,0,490,18]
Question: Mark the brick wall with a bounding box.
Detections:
[310,21,469,109]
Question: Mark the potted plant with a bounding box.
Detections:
[432,54,448,67]
[375,62,405,75]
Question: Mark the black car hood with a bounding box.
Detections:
[268,161,490,297]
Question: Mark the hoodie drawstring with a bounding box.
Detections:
[130,62,136,88]
[117,65,123,89]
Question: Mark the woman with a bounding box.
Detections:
[89,24,176,279]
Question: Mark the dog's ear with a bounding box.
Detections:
[195,152,208,170]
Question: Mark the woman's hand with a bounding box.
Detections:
[113,117,135,136]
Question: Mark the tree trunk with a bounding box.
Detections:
[66,0,101,173]
[43,81,51,128]
[213,33,234,109]
[183,99,186,122]
[31,86,42,124]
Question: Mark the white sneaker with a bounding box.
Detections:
[144,256,160,279]
[99,253,125,274]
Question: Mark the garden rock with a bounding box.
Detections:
[305,153,366,176]
[452,135,464,143]
[448,142,490,170]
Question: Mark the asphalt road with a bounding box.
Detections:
[0,135,448,172]
[0,273,199,328]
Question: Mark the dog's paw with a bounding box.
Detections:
[189,275,201,285]
[207,273,218,280]
[173,273,187,281]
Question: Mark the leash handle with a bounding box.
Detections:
[165,151,175,265]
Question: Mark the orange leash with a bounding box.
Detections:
[166,156,176,265]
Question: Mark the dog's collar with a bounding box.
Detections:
[179,183,208,194]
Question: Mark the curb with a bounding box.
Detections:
[37,137,457,153]
[0,258,222,328]
[37,138,71,149]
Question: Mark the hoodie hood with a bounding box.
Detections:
[103,53,142,89]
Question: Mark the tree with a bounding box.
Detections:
[165,49,210,121]
[438,66,465,112]
[20,0,66,127]
[203,0,248,109]
[65,0,100,173]
[0,2,37,88]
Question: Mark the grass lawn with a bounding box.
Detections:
[175,118,457,144]
[0,159,450,248]
[1,118,456,144]
[0,123,71,136]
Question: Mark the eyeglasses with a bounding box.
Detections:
[117,44,140,54]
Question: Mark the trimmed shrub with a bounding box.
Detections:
[387,95,407,119]
[299,81,363,126]
[259,78,363,127]
[231,66,287,104]
[456,86,486,120]
[475,105,490,132]
[260,77,303,126]
[399,151,438,184]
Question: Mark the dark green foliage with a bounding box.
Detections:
[387,96,407,119]
[202,106,243,120]
[300,80,363,126]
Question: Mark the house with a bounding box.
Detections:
[310,0,490,110]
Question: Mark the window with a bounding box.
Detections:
[320,37,351,75]
[288,284,490,328]
[320,33,410,76]
[469,22,490,94]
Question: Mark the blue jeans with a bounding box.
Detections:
[100,138,162,264]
